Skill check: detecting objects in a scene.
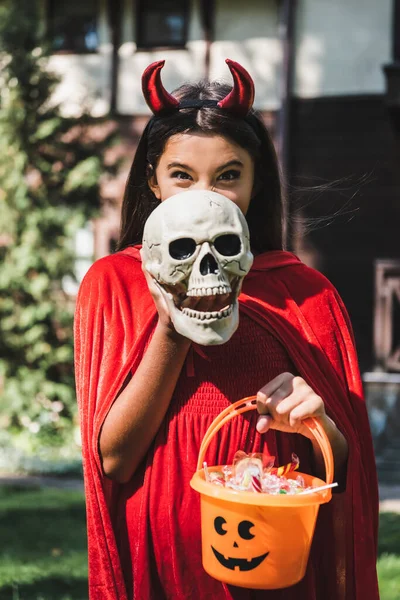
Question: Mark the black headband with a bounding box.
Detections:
[177,99,220,110]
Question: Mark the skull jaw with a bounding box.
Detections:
[170,303,239,346]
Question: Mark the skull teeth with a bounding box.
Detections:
[181,305,233,320]
[187,285,231,297]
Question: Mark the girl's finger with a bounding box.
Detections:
[266,381,297,410]
[256,414,273,434]
[274,388,311,416]
[256,394,269,415]
[288,395,324,427]
[257,372,294,404]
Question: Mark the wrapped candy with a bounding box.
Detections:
[251,475,262,493]
[205,451,312,495]
[270,453,299,477]
[209,471,225,487]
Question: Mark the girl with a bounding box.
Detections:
[74,60,379,600]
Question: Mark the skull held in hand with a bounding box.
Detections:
[141,190,253,345]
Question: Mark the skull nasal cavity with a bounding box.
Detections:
[200,253,219,276]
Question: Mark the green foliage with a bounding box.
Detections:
[378,554,400,600]
[377,512,400,600]
[0,486,87,598]
[0,0,116,459]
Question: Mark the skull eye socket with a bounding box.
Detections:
[214,234,241,256]
[214,516,228,536]
[169,238,196,260]
[238,520,255,540]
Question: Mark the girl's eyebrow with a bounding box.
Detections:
[167,162,193,171]
[167,159,243,171]
[216,159,243,172]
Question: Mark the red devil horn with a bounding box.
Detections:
[142,60,179,115]
[217,59,255,117]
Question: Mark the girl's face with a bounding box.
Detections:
[148,133,255,215]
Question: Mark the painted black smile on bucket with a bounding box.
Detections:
[211,546,269,571]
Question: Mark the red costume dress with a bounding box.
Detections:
[74,247,379,600]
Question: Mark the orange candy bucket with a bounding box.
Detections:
[190,396,334,589]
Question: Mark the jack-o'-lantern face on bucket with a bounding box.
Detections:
[211,515,269,571]
[195,489,319,588]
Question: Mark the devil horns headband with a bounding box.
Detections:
[142,58,255,118]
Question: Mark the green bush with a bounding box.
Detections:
[0,0,116,466]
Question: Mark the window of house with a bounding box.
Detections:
[136,0,190,49]
[48,0,98,53]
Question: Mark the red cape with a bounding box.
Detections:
[74,247,379,599]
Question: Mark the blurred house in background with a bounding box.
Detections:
[38,0,400,476]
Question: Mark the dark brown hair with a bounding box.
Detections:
[117,81,285,254]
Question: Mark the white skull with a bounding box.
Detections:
[141,190,253,345]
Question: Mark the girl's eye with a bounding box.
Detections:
[171,171,192,181]
[218,169,241,182]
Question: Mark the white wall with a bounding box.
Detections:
[210,0,281,110]
[294,0,392,98]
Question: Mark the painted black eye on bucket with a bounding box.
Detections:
[238,520,255,540]
[214,516,228,535]
[169,238,196,260]
[214,234,241,256]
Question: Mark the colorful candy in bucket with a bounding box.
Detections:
[204,451,307,495]
[190,396,335,590]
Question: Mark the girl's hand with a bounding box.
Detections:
[142,266,176,332]
[256,372,327,438]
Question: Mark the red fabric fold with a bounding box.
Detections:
[74,246,379,599]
